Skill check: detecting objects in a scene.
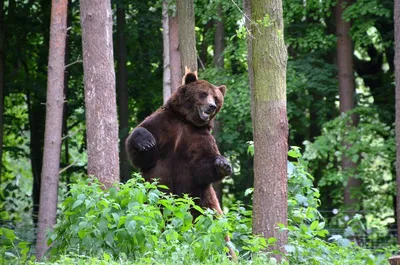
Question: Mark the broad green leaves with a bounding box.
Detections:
[47,175,269,263]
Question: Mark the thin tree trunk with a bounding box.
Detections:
[176,0,197,75]
[63,0,71,189]
[213,5,224,68]
[212,4,225,204]
[0,0,5,181]
[28,95,45,225]
[394,0,400,246]
[246,0,289,257]
[335,0,361,209]
[23,0,47,225]
[35,0,68,259]
[80,0,119,187]
[116,0,130,183]
[162,0,172,104]
[169,13,181,92]
[199,20,212,67]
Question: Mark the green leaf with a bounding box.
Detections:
[310,220,319,231]
[267,237,277,244]
[103,252,111,261]
[192,205,205,214]
[72,199,83,209]
[78,230,86,239]
[5,252,17,258]
[117,216,126,228]
[288,149,301,158]
[244,188,253,197]
[2,228,16,241]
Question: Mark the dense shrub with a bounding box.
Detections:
[1,148,395,264]
[47,175,274,264]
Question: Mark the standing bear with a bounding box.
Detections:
[125,72,232,216]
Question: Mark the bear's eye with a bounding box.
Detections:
[214,96,219,103]
[199,92,208,98]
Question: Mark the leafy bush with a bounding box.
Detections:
[47,175,275,264]
[31,253,273,265]
[2,147,394,264]
[0,227,33,264]
[248,145,393,264]
[303,107,395,228]
[284,147,392,264]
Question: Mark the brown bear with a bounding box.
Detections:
[125,72,232,215]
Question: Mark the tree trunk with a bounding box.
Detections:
[62,0,71,189]
[176,0,197,75]
[394,0,400,246]
[212,4,225,204]
[0,0,5,183]
[169,13,181,92]
[162,0,172,104]
[389,256,400,265]
[213,5,224,68]
[26,0,48,226]
[212,120,223,205]
[116,0,130,183]
[245,0,289,257]
[80,0,119,187]
[335,0,361,209]
[35,0,68,259]
[199,20,212,68]
[28,95,45,225]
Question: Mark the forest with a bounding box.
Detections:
[1,0,400,264]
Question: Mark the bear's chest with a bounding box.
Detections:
[162,124,216,160]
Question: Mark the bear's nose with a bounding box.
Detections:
[208,103,217,112]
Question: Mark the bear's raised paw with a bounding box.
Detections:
[131,127,156,151]
[215,156,232,177]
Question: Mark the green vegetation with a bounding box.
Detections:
[1,150,395,264]
[0,0,398,263]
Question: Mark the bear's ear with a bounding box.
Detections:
[182,66,198,85]
[184,72,198,84]
[218,85,226,96]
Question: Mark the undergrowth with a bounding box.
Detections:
[0,148,396,264]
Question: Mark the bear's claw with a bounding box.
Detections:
[132,127,156,151]
[215,156,232,176]
[136,140,155,151]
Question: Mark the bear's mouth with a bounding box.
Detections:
[198,107,214,121]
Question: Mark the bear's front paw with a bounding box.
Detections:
[215,156,232,177]
[132,127,156,151]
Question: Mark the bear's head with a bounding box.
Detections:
[165,72,226,127]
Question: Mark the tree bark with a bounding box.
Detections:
[169,13,181,92]
[335,0,361,209]
[389,256,400,265]
[213,5,224,68]
[212,120,223,205]
[35,0,68,259]
[394,0,400,246]
[28,94,45,225]
[246,0,289,257]
[212,4,225,204]
[27,0,49,226]
[80,0,119,187]
[176,0,197,75]
[0,0,5,181]
[62,0,71,189]
[116,0,130,183]
[199,20,212,67]
[162,0,172,104]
